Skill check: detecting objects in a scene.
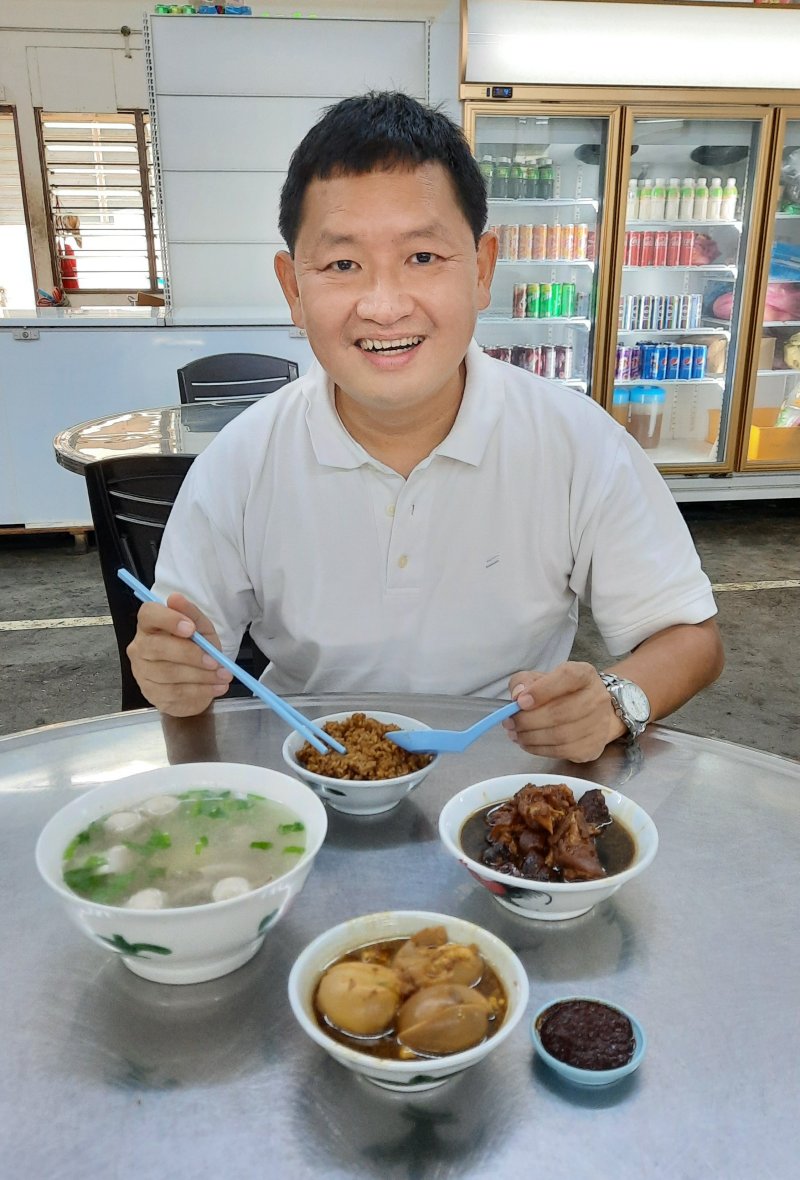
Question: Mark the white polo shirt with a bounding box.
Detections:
[154,342,717,698]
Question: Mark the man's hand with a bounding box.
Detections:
[504,662,623,763]
[127,592,233,716]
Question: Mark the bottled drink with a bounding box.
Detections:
[721,177,738,221]
[679,178,695,221]
[638,178,653,221]
[479,155,495,193]
[651,178,667,220]
[707,177,723,220]
[524,159,538,200]
[537,157,555,200]
[626,179,639,222]
[665,178,681,221]
[509,157,526,201]
[693,177,709,220]
[493,157,511,199]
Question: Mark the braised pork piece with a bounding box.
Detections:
[481,784,613,883]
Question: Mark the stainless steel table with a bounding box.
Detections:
[2,694,797,1179]
[53,402,249,475]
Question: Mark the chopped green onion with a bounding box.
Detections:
[282,845,305,855]
[278,821,305,834]
[195,835,209,855]
[250,841,273,851]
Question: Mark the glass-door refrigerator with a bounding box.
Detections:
[740,109,800,471]
[610,110,771,471]
[464,106,621,400]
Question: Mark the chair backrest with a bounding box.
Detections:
[177,352,299,405]
[85,455,266,710]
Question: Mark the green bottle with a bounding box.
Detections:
[510,157,526,201]
[493,157,511,199]
[479,155,495,193]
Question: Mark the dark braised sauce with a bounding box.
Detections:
[312,936,507,1060]
[459,800,636,881]
[537,999,635,1070]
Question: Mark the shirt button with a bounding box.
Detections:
[397,554,408,569]
[386,504,395,517]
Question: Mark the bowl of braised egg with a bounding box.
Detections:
[287,909,529,1091]
[282,711,439,816]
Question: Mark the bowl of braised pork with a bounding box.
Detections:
[438,773,658,922]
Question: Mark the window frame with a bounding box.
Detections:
[0,104,38,300]
[35,108,162,297]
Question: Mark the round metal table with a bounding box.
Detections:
[53,402,249,475]
[1,694,798,1179]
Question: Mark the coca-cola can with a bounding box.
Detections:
[666,231,681,267]
[640,231,655,267]
[627,231,642,267]
[678,230,695,266]
[654,231,669,267]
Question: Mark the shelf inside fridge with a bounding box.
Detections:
[483,315,592,327]
[627,220,742,231]
[488,198,599,210]
[496,259,595,269]
[618,326,730,337]
[614,377,725,387]
[621,265,737,275]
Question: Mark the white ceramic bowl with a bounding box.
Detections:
[287,909,530,1092]
[36,762,327,985]
[438,772,658,922]
[282,711,439,816]
[531,995,647,1086]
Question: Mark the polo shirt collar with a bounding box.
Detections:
[303,341,505,471]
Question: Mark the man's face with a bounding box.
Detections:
[275,163,496,419]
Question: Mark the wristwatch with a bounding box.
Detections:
[599,673,651,741]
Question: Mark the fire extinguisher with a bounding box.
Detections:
[60,241,79,291]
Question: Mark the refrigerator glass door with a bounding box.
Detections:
[617,115,763,467]
[744,117,800,469]
[472,113,610,398]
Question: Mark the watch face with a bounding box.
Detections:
[620,682,651,723]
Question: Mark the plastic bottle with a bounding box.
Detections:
[626,179,639,222]
[693,177,709,221]
[510,156,526,201]
[638,177,653,221]
[665,178,681,221]
[479,155,495,194]
[650,178,667,220]
[775,385,800,427]
[537,157,555,200]
[679,178,695,221]
[707,177,723,220]
[721,177,738,221]
[493,157,511,199]
[524,158,538,200]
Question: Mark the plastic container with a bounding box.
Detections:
[626,179,639,222]
[693,177,709,220]
[665,178,681,221]
[708,178,723,221]
[679,178,695,221]
[651,178,667,220]
[721,177,738,221]
[638,178,653,221]
[611,387,630,426]
[627,386,665,449]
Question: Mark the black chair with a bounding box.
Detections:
[177,352,299,404]
[85,455,267,711]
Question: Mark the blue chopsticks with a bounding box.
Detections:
[117,568,345,756]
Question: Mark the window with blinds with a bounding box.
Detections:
[0,109,35,307]
[37,111,163,296]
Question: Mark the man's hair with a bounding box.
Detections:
[278,91,487,254]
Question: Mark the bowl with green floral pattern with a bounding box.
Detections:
[35,761,327,984]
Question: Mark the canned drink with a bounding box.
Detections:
[576,291,591,319]
[666,231,681,267]
[554,344,574,380]
[496,347,513,364]
[560,282,576,319]
[678,230,695,266]
[542,345,557,380]
[629,346,641,379]
[678,294,692,330]
[691,344,708,379]
[586,229,596,261]
[560,224,575,261]
[526,283,540,318]
[639,344,658,380]
[654,231,669,267]
[656,344,669,380]
[517,345,537,373]
[531,224,547,259]
[574,223,589,260]
[663,295,678,330]
[640,231,655,267]
[628,231,642,267]
[689,293,703,327]
[532,345,543,376]
[551,282,563,318]
[512,283,527,319]
[498,224,518,260]
[510,346,523,367]
[616,345,633,380]
[619,294,635,331]
[546,224,560,260]
[679,343,694,380]
[539,283,553,318]
[667,343,682,380]
[517,224,533,260]
[653,296,666,332]
[637,295,654,331]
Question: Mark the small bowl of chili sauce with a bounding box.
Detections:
[531,996,646,1087]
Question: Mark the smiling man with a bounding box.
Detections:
[129,92,723,762]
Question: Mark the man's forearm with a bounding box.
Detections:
[607,617,725,724]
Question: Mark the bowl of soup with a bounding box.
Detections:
[438,773,658,922]
[287,910,529,1091]
[36,762,327,984]
[282,711,439,816]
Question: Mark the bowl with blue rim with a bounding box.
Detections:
[531,995,646,1086]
